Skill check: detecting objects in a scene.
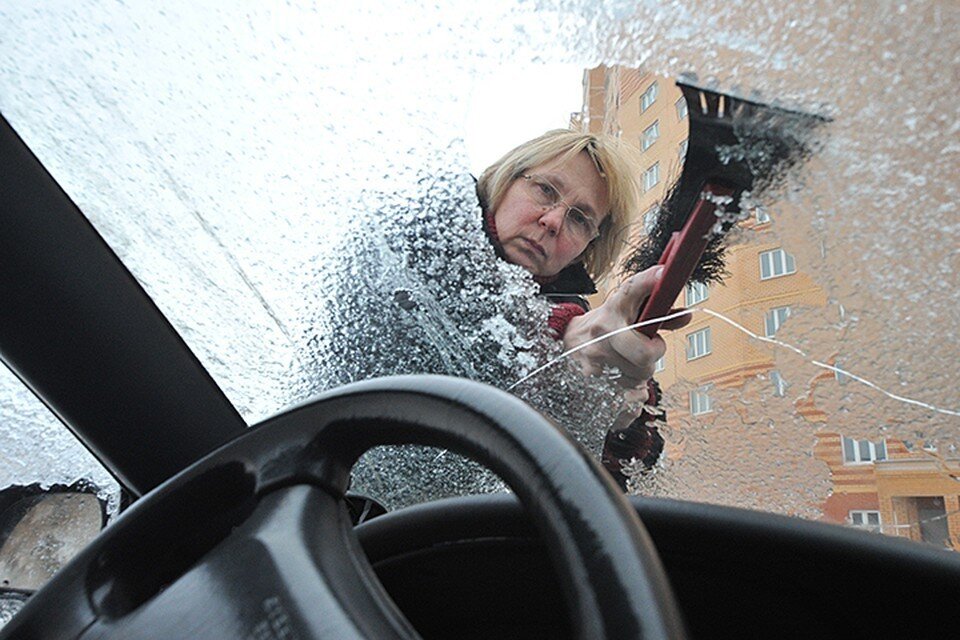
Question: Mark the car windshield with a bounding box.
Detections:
[1,0,958,601]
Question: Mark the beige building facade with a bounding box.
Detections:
[575,65,958,549]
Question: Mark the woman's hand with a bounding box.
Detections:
[562,266,691,391]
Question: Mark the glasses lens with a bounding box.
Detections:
[524,175,598,243]
[565,207,598,242]
[527,176,560,208]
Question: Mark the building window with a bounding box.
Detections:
[764,306,791,337]
[643,162,660,192]
[842,436,887,464]
[849,510,882,533]
[834,359,850,385]
[759,248,796,280]
[686,327,711,360]
[755,207,771,224]
[678,138,688,161]
[654,356,665,373]
[915,497,950,546]
[641,120,660,151]
[640,82,658,112]
[690,386,712,415]
[770,370,788,397]
[675,96,688,120]
[685,281,708,306]
[642,206,659,234]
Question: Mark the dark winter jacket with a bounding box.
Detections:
[480,205,593,338]
[479,192,665,489]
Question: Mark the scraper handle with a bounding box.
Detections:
[635,183,736,337]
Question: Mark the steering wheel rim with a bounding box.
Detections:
[1,375,686,639]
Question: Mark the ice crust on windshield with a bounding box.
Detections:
[0,1,957,526]
[292,164,627,508]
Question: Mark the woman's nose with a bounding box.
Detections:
[538,205,565,236]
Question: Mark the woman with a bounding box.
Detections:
[311,130,684,503]
[477,129,689,487]
[478,129,688,391]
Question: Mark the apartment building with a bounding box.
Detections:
[576,65,958,548]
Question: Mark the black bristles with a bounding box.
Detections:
[619,81,828,286]
[619,185,730,285]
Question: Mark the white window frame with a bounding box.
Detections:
[764,306,791,337]
[675,96,688,120]
[654,356,665,373]
[689,386,712,415]
[643,162,660,192]
[755,207,771,224]
[842,436,888,464]
[641,120,660,151]
[686,327,711,360]
[759,248,797,280]
[685,281,708,306]
[849,510,882,533]
[640,82,658,112]
[833,358,850,384]
[770,370,788,397]
[678,138,688,161]
[642,206,659,234]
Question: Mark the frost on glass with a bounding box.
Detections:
[0,366,118,503]
[0,0,957,543]
[0,593,27,628]
[291,159,628,507]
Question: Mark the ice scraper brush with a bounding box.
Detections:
[624,80,828,337]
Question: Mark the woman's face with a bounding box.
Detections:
[493,151,609,278]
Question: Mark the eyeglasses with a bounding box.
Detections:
[519,174,601,244]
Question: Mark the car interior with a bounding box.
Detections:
[3,106,960,639]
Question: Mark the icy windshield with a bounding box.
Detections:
[1,1,958,546]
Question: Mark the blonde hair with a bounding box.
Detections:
[477,129,642,283]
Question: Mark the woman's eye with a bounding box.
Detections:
[568,209,592,229]
[537,181,559,202]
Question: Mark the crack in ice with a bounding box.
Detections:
[507,308,695,390]
[509,307,960,419]
[699,308,960,418]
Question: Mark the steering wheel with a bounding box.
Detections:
[1,376,686,639]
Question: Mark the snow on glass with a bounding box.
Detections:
[291,165,630,507]
[0,1,957,533]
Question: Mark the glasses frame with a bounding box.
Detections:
[519,174,601,244]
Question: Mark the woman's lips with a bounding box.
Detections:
[522,238,546,259]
